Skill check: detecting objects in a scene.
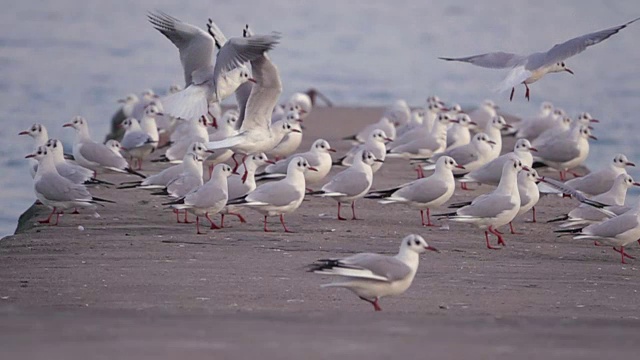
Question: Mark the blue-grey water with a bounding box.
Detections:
[1,0,640,237]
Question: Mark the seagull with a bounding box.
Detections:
[344,117,396,144]
[156,117,210,163]
[63,116,145,178]
[387,113,451,160]
[439,17,640,101]
[563,153,635,196]
[511,168,542,233]
[466,99,499,130]
[44,139,111,186]
[256,139,335,188]
[308,234,438,311]
[366,156,463,226]
[483,115,512,160]
[19,123,50,177]
[557,198,640,264]
[26,146,114,225]
[226,156,316,232]
[515,104,562,140]
[438,159,526,249]
[149,12,277,121]
[166,163,233,234]
[267,111,304,160]
[446,113,477,150]
[459,138,537,187]
[533,125,596,180]
[221,153,274,227]
[119,118,157,170]
[118,142,213,190]
[310,150,381,220]
[335,129,390,173]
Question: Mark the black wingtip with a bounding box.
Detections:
[92,196,116,204]
[547,215,569,223]
[126,168,147,179]
[151,188,170,196]
[162,197,185,206]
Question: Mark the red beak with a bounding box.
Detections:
[469,121,478,126]
[626,162,636,167]
[248,78,257,83]
[205,150,216,154]
[25,154,35,159]
[62,123,73,128]
[18,130,29,135]
[455,164,465,169]
[565,68,574,75]
[450,119,460,124]
[425,245,439,253]
[522,166,531,171]
[589,135,598,140]
[633,182,640,187]
[291,129,302,133]
[529,147,538,152]
[503,123,513,128]
[308,166,318,172]
[590,119,599,123]
[384,137,393,142]
[327,148,337,153]
[488,140,497,145]
[265,160,276,164]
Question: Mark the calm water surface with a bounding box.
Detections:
[1,0,639,236]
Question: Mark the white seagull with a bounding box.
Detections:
[309,234,438,311]
[439,17,640,101]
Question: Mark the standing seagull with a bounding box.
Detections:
[439,17,640,101]
[310,150,381,220]
[309,234,438,311]
[366,156,463,226]
[227,156,316,232]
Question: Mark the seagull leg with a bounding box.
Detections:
[229,212,247,223]
[38,207,57,224]
[52,210,62,226]
[241,155,249,183]
[489,226,506,246]
[612,247,635,263]
[422,209,436,227]
[509,87,515,101]
[280,214,294,233]
[205,213,220,230]
[460,182,472,191]
[351,201,359,220]
[509,222,523,235]
[337,203,346,221]
[359,296,382,311]
[485,231,500,250]
[594,241,601,246]
[207,112,218,129]
[263,215,272,232]
[532,206,537,223]
[183,211,193,224]
[524,83,530,101]
[208,163,214,178]
[231,154,240,173]
[195,216,205,235]
[220,214,226,228]
[559,171,566,181]
[173,209,183,223]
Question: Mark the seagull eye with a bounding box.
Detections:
[414,240,420,245]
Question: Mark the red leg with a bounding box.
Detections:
[415,166,424,179]
[183,211,193,224]
[351,201,358,220]
[241,155,249,183]
[195,216,206,235]
[231,154,239,173]
[263,215,272,232]
[173,209,183,223]
[229,212,247,223]
[594,241,601,247]
[493,228,504,235]
[359,296,382,311]
[422,209,436,227]
[460,182,472,191]
[52,210,62,226]
[208,163,214,178]
[280,214,293,233]
[138,157,143,170]
[509,87,515,101]
[337,203,346,221]
[485,231,500,250]
[524,83,530,101]
[612,247,635,263]
[489,226,506,246]
[208,112,218,129]
[532,206,537,223]
[559,171,566,181]
[205,213,220,230]
[509,222,522,235]
[38,207,57,224]
[220,214,225,228]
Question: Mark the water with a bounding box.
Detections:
[1,0,640,237]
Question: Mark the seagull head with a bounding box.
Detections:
[401,234,439,254]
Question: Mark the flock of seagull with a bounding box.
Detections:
[17,13,640,311]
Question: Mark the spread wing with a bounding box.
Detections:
[528,17,640,70]
[240,54,283,132]
[439,52,525,69]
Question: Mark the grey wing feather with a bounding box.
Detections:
[539,177,611,213]
[79,142,127,169]
[458,194,515,218]
[536,140,580,163]
[248,181,302,207]
[445,145,479,166]
[584,212,639,238]
[35,174,91,202]
[323,170,370,196]
[439,52,524,69]
[342,253,412,282]
[396,178,449,203]
[213,34,281,75]
[530,17,640,70]
[240,55,283,132]
[234,81,253,130]
[121,131,153,150]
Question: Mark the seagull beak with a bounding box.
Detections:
[493,105,500,110]
[588,125,595,130]
[503,123,513,128]
[626,162,635,167]
[265,160,276,164]
[425,245,440,253]
[308,166,318,172]
[565,68,574,75]
[374,159,385,163]
[152,94,160,99]
[232,170,240,175]
[248,78,257,83]
[156,112,164,116]
[529,147,538,152]
[633,182,640,187]
[469,121,478,126]
[450,119,460,124]
[440,107,450,112]
[590,119,599,123]
[62,123,73,128]
[327,148,337,153]
[117,98,126,104]
[299,109,308,114]
[384,137,393,142]
[291,129,302,133]
[205,149,216,154]
[25,153,35,159]
[455,164,465,169]
[488,140,497,145]
[589,134,598,140]
[18,130,29,135]
[522,166,531,171]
